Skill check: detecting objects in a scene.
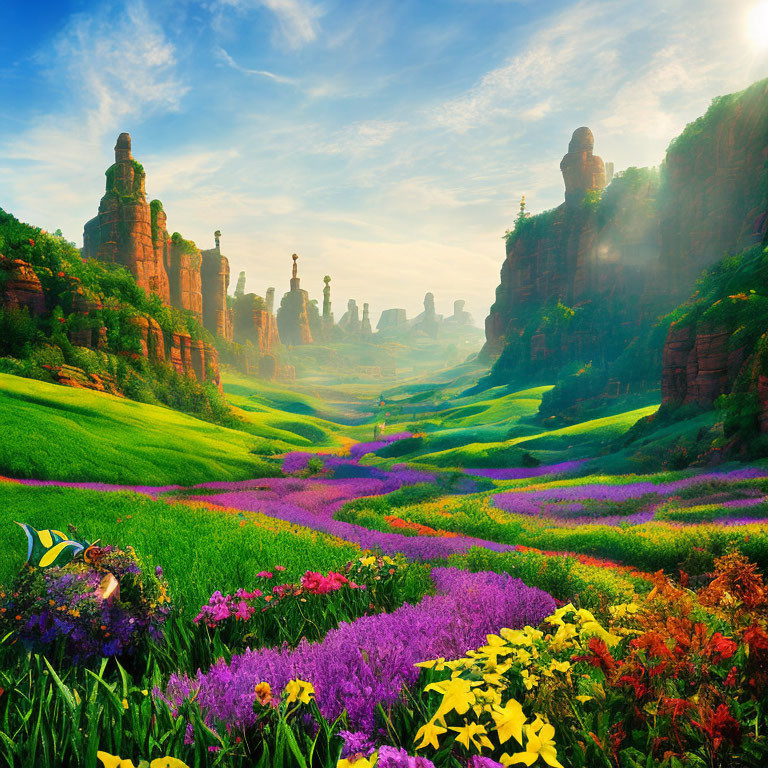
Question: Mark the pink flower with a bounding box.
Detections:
[234,601,253,621]
[257,571,273,579]
[212,603,231,622]
[274,565,286,572]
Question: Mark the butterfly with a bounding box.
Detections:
[15,522,90,569]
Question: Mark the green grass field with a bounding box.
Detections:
[0,373,282,485]
[0,482,357,608]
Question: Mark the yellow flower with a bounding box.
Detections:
[575,695,594,704]
[547,623,578,653]
[285,679,315,705]
[360,556,376,567]
[122,698,129,710]
[610,602,640,620]
[450,722,494,752]
[337,752,378,768]
[520,670,539,690]
[508,717,563,768]
[546,604,576,627]
[414,719,447,750]
[473,685,502,715]
[491,698,526,746]
[425,677,478,717]
[97,755,191,768]
[415,657,447,671]
[255,681,273,706]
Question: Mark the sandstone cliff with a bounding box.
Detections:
[483,78,768,390]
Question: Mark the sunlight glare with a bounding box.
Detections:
[747,1,768,50]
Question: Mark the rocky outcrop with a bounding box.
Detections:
[660,80,768,292]
[661,323,743,406]
[83,133,171,303]
[361,303,372,335]
[412,292,442,337]
[484,80,768,386]
[377,308,407,331]
[276,254,313,346]
[445,299,473,326]
[338,299,361,335]
[560,127,606,206]
[0,256,45,316]
[168,235,203,322]
[234,293,280,354]
[201,243,233,341]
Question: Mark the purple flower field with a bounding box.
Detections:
[161,567,555,734]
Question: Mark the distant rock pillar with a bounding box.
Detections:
[361,302,372,335]
[322,275,334,325]
[265,287,275,314]
[235,271,246,299]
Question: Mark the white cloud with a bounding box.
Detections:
[216,0,322,49]
[215,47,298,84]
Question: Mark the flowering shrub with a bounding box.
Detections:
[0,545,171,662]
[407,552,768,767]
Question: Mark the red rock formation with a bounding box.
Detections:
[201,244,233,341]
[234,294,280,353]
[82,133,170,303]
[0,256,45,316]
[276,254,313,345]
[169,238,203,322]
[660,79,768,293]
[560,127,606,206]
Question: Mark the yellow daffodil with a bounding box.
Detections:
[97,754,190,768]
[520,670,539,690]
[425,677,478,717]
[414,719,447,750]
[508,717,563,768]
[360,556,376,566]
[473,685,502,715]
[450,722,494,752]
[337,752,378,768]
[491,698,526,746]
[514,648,533,666]
[285,678,315,705]
[546,604,576,627]
[415,657,447,671]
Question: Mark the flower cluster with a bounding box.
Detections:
[0,545,171,662]
[162,568,555,736]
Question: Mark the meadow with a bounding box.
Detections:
[3,369,768,768]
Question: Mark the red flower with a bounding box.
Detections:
[633,631,673,660]
[28,239,35,247]
[743,624,768,652]
[706,632,738,662]
[572,636,617,673]
[57,271,65,278]
[724,666,738,687]
[692,703,741,752]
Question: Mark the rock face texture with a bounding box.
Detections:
[234,293,280,353]
[560,127,607,206]
[361,303,372,335]
[276,254,313,346]
[83,133,170,304]
[0,256,45,316]
[83,134,235,344]
[201,242,233,341]
[169,236,203,322]
[412,292,442,337]
[483,80,768,388]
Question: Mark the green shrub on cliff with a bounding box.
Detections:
[0,207,225,424]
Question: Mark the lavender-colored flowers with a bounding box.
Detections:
[162,568,555,735]
[187,477,511,560]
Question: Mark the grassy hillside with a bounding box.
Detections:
[0,482,357,608]
[0,373,281,484]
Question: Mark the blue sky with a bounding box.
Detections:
[1,0,768,325]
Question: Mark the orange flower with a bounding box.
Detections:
[254,682,272,706]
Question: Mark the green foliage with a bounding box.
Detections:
[149,199,163,243]
[0,373,281,485]
[171,232,199,257]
